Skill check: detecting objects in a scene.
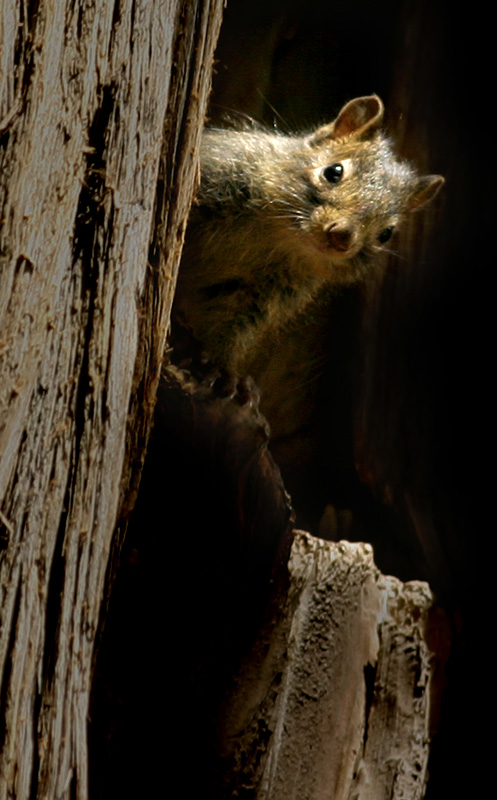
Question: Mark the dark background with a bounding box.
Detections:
[207,10,491,793]
[206,0,495,800]
[210,0,481,595]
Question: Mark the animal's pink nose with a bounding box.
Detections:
[325,223,354,252]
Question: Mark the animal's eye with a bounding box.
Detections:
[322,163,343,184]
[378,227,394,244]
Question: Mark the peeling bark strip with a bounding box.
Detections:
[218,534,436,800]
[0,1,223,798]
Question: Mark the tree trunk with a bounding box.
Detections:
[114,365,448,798]
[0,1,223,797]
[218,533,439,800]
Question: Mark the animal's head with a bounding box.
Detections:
[295,95,444,265]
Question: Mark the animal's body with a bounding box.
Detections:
[173,95,443,375]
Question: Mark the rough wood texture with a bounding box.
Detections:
[0,1,223,797]
[90,362,442,798]
[217,533,437,800]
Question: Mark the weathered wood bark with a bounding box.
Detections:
[0,1,223,797]
[100,364,446,798]
[216,533,439,800]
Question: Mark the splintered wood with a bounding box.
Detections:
[220,533,435,800]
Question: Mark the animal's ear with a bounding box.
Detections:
[308,95,384,145]
[408,175,445,210]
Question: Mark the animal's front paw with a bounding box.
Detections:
[212,372,261,407]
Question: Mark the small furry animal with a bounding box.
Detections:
[173,95,443,375]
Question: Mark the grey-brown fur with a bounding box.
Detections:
[173,95,443,373]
